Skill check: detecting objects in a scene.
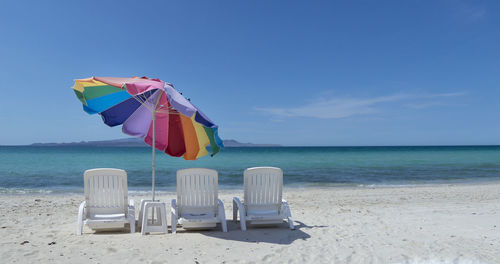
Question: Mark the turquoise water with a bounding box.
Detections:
[1,146,500,193]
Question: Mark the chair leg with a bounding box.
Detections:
[218,199,227,232]
[156,206,161,224]
[288,215,294,230]
[233,200,238,222]
[240,216,247,231]
[171,213,177,234]
[138,200,144,231]
[171,199,177,234]
[233,197,246,231]
[138,199,152,231]
[238,203,246,231]
[77,217,84,236]
[221,217,228,233]
[283,201,294,230]
[77,201,86,235]
[141,207,148,235]
[129,204,136,234]
[160,205,168,234]
[129,215,135,233]
[238,205,246,231]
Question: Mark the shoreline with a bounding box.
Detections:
[3,178,500,196]
[1,182,499,263]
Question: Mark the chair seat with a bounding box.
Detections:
[90,213,127,220]
[179,212,218,229]
[246,213,284,222]
[86,213,129,230]
[86,218,129,230]
[180,212,216,222]
[247,209,279,216]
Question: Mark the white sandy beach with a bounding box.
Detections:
[1,183,499,264]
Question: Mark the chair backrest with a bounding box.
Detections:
[84,168,128,217]
[176,168,218,217]
[244,167,283,213]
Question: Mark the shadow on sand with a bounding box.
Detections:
[173,220,327,245]
[87,221,328,244]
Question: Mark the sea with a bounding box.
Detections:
[1,146,500,194]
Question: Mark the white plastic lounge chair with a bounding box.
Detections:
[171,168,227,233]
[77,168,135,235]
[233,167,294,231]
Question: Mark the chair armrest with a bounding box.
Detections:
[218,199,225,208]
[232,197,246,218]
[281,199,289,212]
[233,197,244,211]
[78,201,86,219]
[217,199,225,216]
[233,197,245,217]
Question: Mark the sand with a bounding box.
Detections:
[1,183,499,264]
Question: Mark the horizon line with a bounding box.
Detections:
[1,143,500,148]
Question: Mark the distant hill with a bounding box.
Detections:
[221,139,281,147]
[30,138,281,147]
[30,138,146,147]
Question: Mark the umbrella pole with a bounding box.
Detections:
[152,109,156,202]
[150,109,157,224]
[151,91,162,202]
[151,92,163,224]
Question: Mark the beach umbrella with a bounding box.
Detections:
[72,76,223,200]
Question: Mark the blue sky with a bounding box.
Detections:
[0,0,498,146]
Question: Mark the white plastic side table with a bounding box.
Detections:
[140,200,168,235]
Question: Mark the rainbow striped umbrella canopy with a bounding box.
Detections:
[73,76,223,198]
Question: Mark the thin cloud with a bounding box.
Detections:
[423,91,467,98]
[256,92,465,119]
[453,2,486,23]
[405,101,447,109]
[461,6,486,22]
